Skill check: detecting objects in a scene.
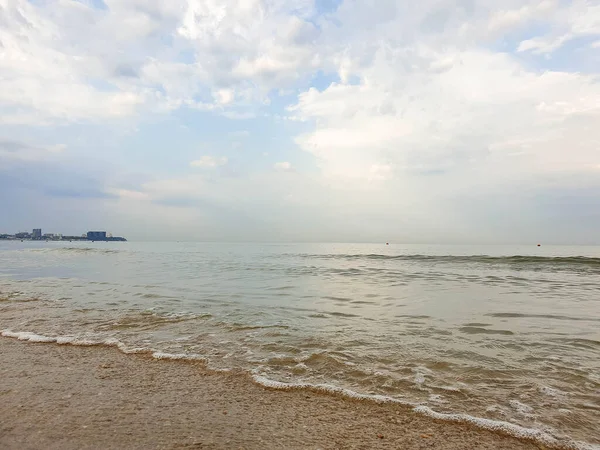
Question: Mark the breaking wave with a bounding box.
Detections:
[291,254,600,267]
[1,329,599,450]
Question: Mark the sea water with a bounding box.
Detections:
[1,242,599,448]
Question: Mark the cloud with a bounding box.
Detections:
[0,155,115,202]
[290,47,600,186]
[44,187,117,199]
[0,139,67,163]
[1,0,597,126]
[517,34,572,54]
[0,0,146,124]
[0,0,324,125]
[1,0,600,243]
[106,188,149,201]
[516,3,600,54]
[229,130,250,138]
[368,164,392,182]
[274,161,293,171]
[190,156,229,168]
[486,1,556,33]
[213,89,235,105]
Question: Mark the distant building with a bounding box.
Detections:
[62,235,87,241]
[32,229,42,240]
[87,231,107,241]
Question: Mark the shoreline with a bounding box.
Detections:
[0,337,545,450]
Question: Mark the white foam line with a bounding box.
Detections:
[0,330,120,348]
[252,373,599,450]
[414,406,600,450]
[152,351,207,362]
[0,329,146,353]
[56,337,98,346]
[102,338,146,353]
[1,330,56,343]
[3,330,598,450]
[1,329,211,361]
[252,374,413,405]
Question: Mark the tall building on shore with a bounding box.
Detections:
[87,231,107,241]
[32,229,42,240]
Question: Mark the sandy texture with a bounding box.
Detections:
[0,338,540,450]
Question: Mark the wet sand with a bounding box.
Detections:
[0,338,541,450]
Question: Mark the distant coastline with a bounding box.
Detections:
[0,229,127,242]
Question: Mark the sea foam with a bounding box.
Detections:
[152,351,207,362]
[1,330,56,343]
[414,406,600,450]
[2,329,599,450]
[253,371,600,450]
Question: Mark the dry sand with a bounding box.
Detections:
[0,337,541,450]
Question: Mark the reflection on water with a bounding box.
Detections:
[1,242,599,447]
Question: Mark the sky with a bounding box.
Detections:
[0,0,599,243]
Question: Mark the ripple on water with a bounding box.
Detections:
[486,312,600,322]
[459,326,514,336]
[2,244,600,447]
[327,311,360,318]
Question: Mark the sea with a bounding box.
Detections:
[1,242,599,449]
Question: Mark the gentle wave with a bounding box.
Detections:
[97,311,212,331]
[246,375,595,450]
[0,329,203,360]
[2,329,598,450]
[25,247,121,255]
[413,406,600,450]
[487,313,600,322]
[459,326,515,336]
[290,253,600,267]
[1,330,147,353]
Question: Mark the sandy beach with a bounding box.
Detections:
[0,338,542,450]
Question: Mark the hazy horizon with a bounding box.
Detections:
[2,236,599,246]
[1,0,599,244]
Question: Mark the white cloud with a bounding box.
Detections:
[368,164,393,182]
[2,0,600,243]
[0,0,149,124]
[516,3,600,54]
[517,34,572,54]
[0,139,67,163]
[213,89,235,105]
[274,161,293,171]
[487,1,556,33]
[47,144,67,153]
[190,156,229,168]
[229,130,250,138]
[1,0,597,127]
[290,42,600,188]
[0,0,324,124]
[106,188,149,200]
